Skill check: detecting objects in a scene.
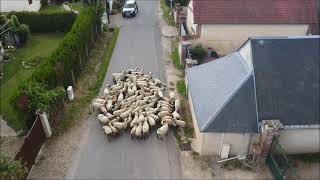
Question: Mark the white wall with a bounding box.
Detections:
[188,88,204,154]
[186,0,197,35]
[199,24,308,55]
[279,128,320,154]
[0,0,41,12]
[238,41,253,69]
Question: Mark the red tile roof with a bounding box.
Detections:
[192,0,317,24]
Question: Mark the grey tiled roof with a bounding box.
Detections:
[187,36,319,133]
[251,36,320,126]
[186,52,257,133]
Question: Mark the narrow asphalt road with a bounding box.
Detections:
[67,1,181,179]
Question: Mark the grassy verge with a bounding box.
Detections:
[0,33,65,130]
[56,28,119,133]
[171,47,183,70]
[160,0,175,26]
[177,79,187,98]
[290,153,320,163]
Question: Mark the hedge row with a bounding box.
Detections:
[7,11,76,33]
[15,6,103,128]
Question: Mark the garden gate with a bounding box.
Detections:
[266,137,300,180]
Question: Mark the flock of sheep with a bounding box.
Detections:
[92,68,186,141]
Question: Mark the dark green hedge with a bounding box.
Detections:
[7,11,76,33]
[14,6,103,129]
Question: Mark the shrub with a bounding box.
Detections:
[0,14,8,24]
[15,24,30,44]
[189,44,206,62]
[14,7,102,128]
[8,11,76,33]
[10,15,20,28]
[41,0,48,6]
[0,153,28,180]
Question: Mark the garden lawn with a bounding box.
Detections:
[0,33,65,130]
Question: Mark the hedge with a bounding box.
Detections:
[7,11,76,33]
[14,6,103,128]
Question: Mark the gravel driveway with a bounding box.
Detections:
[66,1,181,179]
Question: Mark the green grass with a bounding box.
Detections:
[290,153,320,163]
[57,28,120,133]
[0,33,65,130]
[39,5,64,13]
[172,47,183,70]
[177,79,187,98]
[160,0,175,26]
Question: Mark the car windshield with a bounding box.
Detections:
[124,3,135,8]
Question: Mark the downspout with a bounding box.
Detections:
[219,133,225,156]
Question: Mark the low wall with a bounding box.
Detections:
[279,128,320,154]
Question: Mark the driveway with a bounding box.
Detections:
[67,1,181,179]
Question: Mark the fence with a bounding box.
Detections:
[266,137,301,180]
[14,100,64,176]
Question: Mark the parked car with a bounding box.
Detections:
[122,0,138,17]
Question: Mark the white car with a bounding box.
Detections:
[122,0,138,17]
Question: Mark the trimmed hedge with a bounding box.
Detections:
[7,11,76,33]
[14,6,103,129]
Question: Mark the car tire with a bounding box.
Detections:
[122,13,125,18]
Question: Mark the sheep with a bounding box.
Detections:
[102,125,113,141]
[113,121,126,130]
[158,111,171,118]
[135,122,143,139]
[156,123,169,141]
[172,111,180,120]
[142,118,150,139]
[175,99,181,112]
[92,102,104,112]
[98,114,110,125]
[175,120,186,128]
[94,98,106,104]
[130,125,137,139]
[94,68,186,141]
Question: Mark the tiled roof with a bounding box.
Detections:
[186,52,257,133]
[192,0,317,24]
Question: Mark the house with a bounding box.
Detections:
[0,0,41,12]
[185,0,317,55]
[186,36,320,156]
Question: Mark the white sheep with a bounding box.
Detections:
[142,118,150,139]
[102,125,113,141]
[92,102,104,112]
[175,120,186,128]
[156,123,169,141]
[98,114,110,125]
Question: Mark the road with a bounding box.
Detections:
[67,1,181,179]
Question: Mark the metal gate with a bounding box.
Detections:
[266,137,300,180]
[14,116,46,171]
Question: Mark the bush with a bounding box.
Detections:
[0,153,28,180]
[14,7,102,128]
[189,44,206,62]
[8,11,76,33]
[10,15,20,28]
[15,24,30,44]
[41,0,48,6]
[0,14,8,24]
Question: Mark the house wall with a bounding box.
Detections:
[279,128,320,154]
[0,0,41,12]
[197,24,309,55]
[187,81,259,156]
[188,88,204,154]
[186,0,197,35]
[201,133,257,156]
